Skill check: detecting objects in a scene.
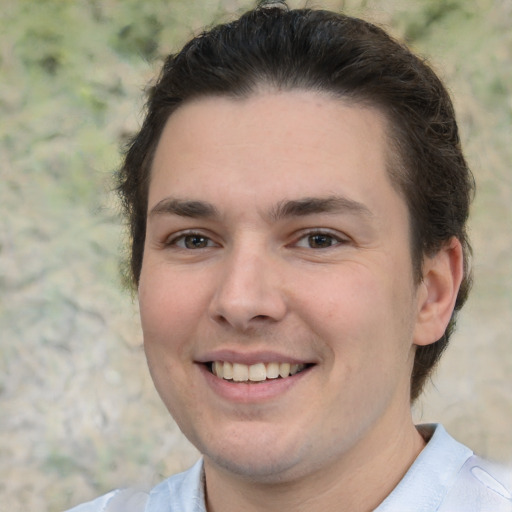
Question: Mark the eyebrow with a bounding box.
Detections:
[268,195,373,222]
[149,198,219,218]
[148,195,372,221]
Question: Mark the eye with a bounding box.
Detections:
[168,233,217,249]
[294,231,346,249]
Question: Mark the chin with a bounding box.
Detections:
[204,450,305,483]
[189,426,301,482]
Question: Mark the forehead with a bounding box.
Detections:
[149,91,402,218]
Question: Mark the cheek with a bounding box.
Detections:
[138,269,207,415]
[296,267,385,332]
[138,266,207,349]
[295,263,415,363]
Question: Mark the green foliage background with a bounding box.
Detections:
[1,1,510,510]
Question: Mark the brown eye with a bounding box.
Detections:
[167,232,216,249]
[307,233,336,248]
[294,231,345,249]
[183,234,210,249]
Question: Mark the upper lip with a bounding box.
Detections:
[195,349,313,366]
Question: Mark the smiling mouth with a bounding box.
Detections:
[208,361,311,382]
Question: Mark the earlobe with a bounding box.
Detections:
[413,237,464,347]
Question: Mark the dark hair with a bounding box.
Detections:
[117,2,474,402]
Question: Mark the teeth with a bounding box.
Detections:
[223,361,233,380]
[213,361,224,379]
[279,362,290,378]
[211,361,306,381]
[248,363,266,382]
[290,364,300,375]
[232,363,249,382]
[266,362,280,379]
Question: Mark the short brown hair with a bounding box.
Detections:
[117,2,474,401]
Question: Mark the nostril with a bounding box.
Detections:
[253,314,271,321]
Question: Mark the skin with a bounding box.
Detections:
[138,91,463,512]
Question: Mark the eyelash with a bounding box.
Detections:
[165,229,348,250]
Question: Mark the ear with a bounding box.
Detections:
[413,237,464,347]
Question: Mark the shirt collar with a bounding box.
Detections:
[147,459,206,512]
[375,423,473,512]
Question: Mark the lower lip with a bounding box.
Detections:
[198,364,311,403]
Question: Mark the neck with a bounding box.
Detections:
[204,417,426,512]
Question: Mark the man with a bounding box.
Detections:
[67,1,511,511]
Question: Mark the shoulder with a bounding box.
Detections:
[63,489,149,512]
[377,424,512,512]
[439,454,512,512]
[63,459,205,512]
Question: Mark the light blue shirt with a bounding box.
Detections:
[65,424,512,512]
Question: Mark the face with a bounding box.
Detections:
[139,91,426,483]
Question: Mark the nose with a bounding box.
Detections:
[208,244,287,331]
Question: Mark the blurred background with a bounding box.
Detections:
[0,0,510,510]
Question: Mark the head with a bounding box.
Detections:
[118,2,473,402]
